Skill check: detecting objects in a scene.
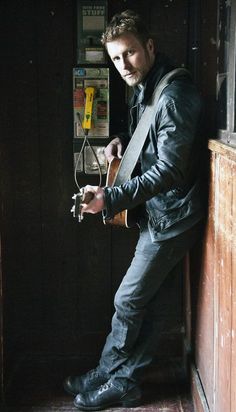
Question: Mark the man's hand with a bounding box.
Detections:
[104,137,123,163]
[81,185,105,215]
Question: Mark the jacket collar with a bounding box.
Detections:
[133,53,175,105]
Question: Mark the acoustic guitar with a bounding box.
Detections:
[71,157,140,228]
[103,157,139,228]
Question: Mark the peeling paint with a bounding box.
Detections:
[221,335,224,347]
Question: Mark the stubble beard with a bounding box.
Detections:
[122,55,153,87]
[122,71,143,87]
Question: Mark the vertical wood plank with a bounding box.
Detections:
[0,0,42,371]
[214,155,232,412]
[231,164,236,411]
[195,153,215,411]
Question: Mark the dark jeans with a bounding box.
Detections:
[99,220,202,390]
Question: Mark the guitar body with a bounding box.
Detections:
[104,158,136,228]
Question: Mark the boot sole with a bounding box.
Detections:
[74,397,141,410]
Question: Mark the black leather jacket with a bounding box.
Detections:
[104,54,205,240]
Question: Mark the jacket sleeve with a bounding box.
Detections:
[104,84,203,219]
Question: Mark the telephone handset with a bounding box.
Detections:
[71,190,94,222]
[82,87,96,132]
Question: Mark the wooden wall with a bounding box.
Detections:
[0,0,191,395]
[191,141,236,412]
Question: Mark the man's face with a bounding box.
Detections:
[106,33,155,87]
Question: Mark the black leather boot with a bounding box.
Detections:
[63,367,109,396]
[74,379,142,410]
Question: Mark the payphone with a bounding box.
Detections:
[73,0,109,181]
[71,1,109,221]
[73,67,109,177]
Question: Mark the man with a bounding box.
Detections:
[64,9,204,410]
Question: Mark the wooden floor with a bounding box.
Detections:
[1,356,194,412]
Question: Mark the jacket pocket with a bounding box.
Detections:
[149,200,193,233]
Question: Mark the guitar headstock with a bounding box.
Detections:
[71,189,94,222]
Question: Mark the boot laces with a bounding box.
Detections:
[87,367,100,379]
[98,380,113,394]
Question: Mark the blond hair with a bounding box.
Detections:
[101,10,151,47]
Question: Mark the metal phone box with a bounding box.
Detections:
[73,67,109,139]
